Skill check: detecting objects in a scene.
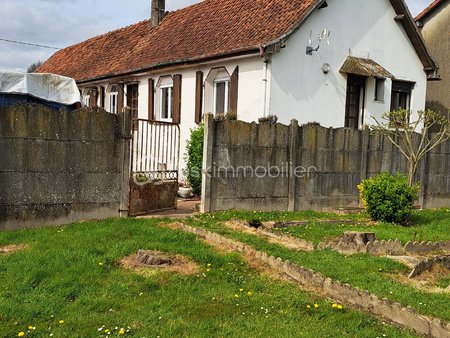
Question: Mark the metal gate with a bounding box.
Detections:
[129,119,180,216]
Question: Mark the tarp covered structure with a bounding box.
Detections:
[0,70,81,109]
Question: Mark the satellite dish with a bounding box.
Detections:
[306,28,331,55]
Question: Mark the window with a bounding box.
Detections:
[213,78,229,116]
[109,86,118,114]
[160,85,173,120]
[391,81,413,111]
[374,78,385,102]
[84,95,90,107]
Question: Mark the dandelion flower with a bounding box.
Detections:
[247,291,253,296]
[59,320,64,325]
[99,262,104,266]
[18,333,25,337]
[314,304,319,308]
[119,328,125,336]
[332,304,338,308]
[234,294,239,298]
[28,326,36,330]
[306,305,311,309]
[206,269,210,272]
[337,305,343,310]
[207,264,212,267]
[239,288,244,292]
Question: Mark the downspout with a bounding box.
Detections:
[260,46,269,117]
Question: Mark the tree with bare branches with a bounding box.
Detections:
[371,109,450,186]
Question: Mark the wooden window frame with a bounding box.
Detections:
[84,95,90,108]
[159,84,173,122]
[374,78,385,102]
[213,78,229,116]
[109,90,118,114]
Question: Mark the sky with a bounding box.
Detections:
[0,0,434,72]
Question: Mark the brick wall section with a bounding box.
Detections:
[201,114,450,212]
[0,104,131,230]
[173,222,450,338]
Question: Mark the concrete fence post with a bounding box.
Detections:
[359,128,370,206]
[288,119,299,212]
[201,113,215,213]
[118,107,132,217]
[419,149,430,209]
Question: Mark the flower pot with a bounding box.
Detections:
[178,187,193,199]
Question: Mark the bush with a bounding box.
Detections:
[358,173,419,225]
[183,124,204,196]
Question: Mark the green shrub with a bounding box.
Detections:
[183,124,204,196]
[358,173,419,225]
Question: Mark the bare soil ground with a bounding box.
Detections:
[0,244,28,255]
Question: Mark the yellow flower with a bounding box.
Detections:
[119,328,125,335]
[27,326,35,330]
[234,294,239,298]
[306,305,311,309]
[247,291,253,296]
[59,320,64,324]
[206,269,210,272]
[314,304,319,308]
[332,303,338,308]
[18,333,25,337]
[207,264,212,267]
[99,262,104,266]
[239,288,244,292]
[104,329,110,333]
[337,305,343,310]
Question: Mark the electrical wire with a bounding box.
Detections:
[0,38,60,50]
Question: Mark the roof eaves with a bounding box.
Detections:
[262,0,327,52]
[388,0,439,79]
[415,0,446,22]
[76,46,260,84]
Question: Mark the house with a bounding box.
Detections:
[416,0,449,118]
[37,0,438,172]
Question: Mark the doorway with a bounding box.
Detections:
[345,75,366,129]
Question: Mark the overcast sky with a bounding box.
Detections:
[0,0,433,72]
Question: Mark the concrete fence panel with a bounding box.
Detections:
[201,114,450,212]
[0,104,131,230]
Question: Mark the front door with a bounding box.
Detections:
[345,75,366,129]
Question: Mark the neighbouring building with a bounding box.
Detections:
[416,0,449,118]
[38,0,438,172]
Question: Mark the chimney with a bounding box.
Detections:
[151,0,166,27]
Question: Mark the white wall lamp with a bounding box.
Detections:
[321,63,331,74]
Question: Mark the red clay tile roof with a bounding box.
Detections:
[38,0,322,82]
[415,0,447,21]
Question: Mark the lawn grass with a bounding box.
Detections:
[0,218,418,338]
[186,210,450,322]
[191,209,450,245]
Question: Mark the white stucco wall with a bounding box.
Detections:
[269,0,428,127]
[135,56,266,174]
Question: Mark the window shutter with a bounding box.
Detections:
[195,71,203,124]
[173,74,182,124]
[99,86,105,109]
[148,78,155,120]
[229,66,239,114]
[117,84,124,114]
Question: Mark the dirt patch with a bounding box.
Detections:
[392,265,450,294]
[224,220,314,251]
[121,250,199,276]
[0,244,28,255]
